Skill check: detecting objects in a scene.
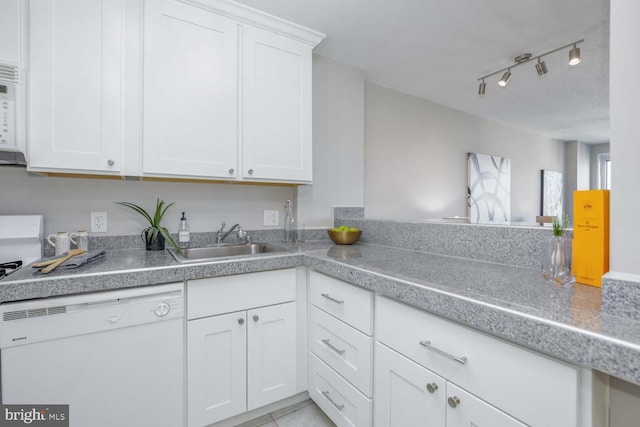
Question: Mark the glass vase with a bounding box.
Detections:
[542,236,573,285]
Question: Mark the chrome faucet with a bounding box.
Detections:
[216,222,242,244]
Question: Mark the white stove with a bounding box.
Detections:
[0,215,44,279]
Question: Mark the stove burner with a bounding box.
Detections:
[0,260,23,280]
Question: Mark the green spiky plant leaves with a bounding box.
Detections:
[117,198,180,252]
[552,214,570,237]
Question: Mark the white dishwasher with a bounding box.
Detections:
[0,283,185,427]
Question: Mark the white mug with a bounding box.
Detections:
[47,232,77,256]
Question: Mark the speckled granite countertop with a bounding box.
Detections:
[2,242,639,385]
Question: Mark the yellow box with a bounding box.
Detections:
[572,190,610,287]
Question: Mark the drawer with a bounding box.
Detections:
[376,297,579,427]
[187,269,296,319]
[446,383,526,427]
[308,352,372,427]
[309,306,373,396]
[308,271,373,334]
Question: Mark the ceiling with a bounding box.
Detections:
[235,0,610,143]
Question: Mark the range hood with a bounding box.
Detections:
[0,150,26,167]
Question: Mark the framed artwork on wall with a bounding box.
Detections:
[541,170,563,217]
[467,152,511,224]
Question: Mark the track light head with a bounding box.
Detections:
[569,44,581,65]
[535,58,548,76]
[498,70,511,87]
[478,80,486,95]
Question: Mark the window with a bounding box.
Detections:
[598,153,611,190]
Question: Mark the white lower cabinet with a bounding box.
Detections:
[374,342,525,427]
[374,296,604,427]
[307,272,374,426]
[188,311,247,426]
[309,353,372,427]
[374,342,446,427]
[247,302,298,410]
[446,383,526,427]
[187,269,298,427]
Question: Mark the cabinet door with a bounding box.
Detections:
[242,25,313,182]
[0,0,22,65]
[188,311,247,427]
[247,301,297,410]
[374,342,446,427]
[446,383,526,427]
[29,0,125,173]
[143,0,238,179]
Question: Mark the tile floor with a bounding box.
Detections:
[235,399,336,427]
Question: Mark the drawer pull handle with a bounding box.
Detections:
[426,382,438,393]
[448,396,461,408]
[419,340,468,365]
[322,338,346,355]
[321,293,344,304]
[321,390,344,411]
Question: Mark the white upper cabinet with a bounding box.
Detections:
[25,0,323,181]
[0,0,23,65]
[242,26,313,182]
[142,0,324,182]
[28,0,126,174]
[143,0,239,179]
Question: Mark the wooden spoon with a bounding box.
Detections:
[40,249,86,274]
[32,251,79,268]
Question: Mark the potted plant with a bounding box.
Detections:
[117,198,180,252]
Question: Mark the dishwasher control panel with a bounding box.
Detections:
[0,283,184,348]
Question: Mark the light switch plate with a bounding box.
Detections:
[263,210,279,226]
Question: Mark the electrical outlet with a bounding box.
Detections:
[91,212,107,233]
[263,210,279,226]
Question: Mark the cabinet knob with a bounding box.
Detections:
[107,159,115,166]
[426,383,438,393]
[447,396,460,408]
[238,318,245,325]
[252,315,259,322]
[247,169,254,175]
[228,168,234,174]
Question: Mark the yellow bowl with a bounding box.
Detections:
[327,230,362,245]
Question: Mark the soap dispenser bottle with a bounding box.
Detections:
[178,212,190,249]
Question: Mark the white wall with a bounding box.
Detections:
[589,143,610,190]
[0,168,293,235]
[364,83,565,222]
[0,56,366,236]
[564,141,591,221]
[297,55,365,228]
[610,0,640,276]
[605,1,640,424]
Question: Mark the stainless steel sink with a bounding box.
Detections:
[168,243,284,263]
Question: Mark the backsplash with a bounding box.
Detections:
[43,228,331,256]
[334,209,559,269]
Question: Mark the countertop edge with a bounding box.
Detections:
[1,248,638,386]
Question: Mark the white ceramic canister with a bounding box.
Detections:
[47,232,77,256]
[74,230,89,251]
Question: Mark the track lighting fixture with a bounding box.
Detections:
[478,79,486,95]
[535,58,548,76]
[477,39,583,95]
[498,69,512,87]
[569,44,581,65]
